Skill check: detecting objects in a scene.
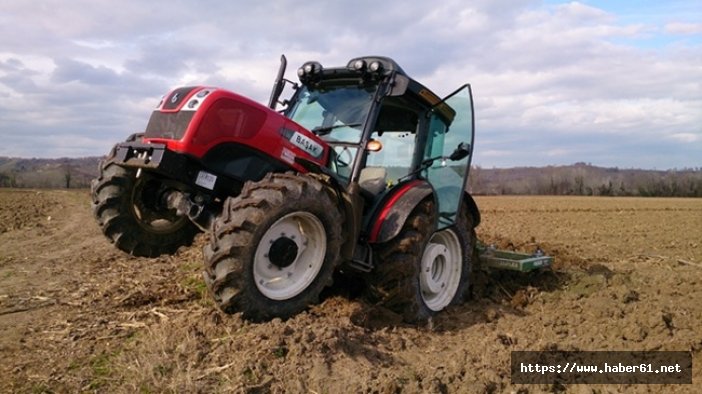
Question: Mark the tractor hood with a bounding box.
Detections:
[143,85,330,173]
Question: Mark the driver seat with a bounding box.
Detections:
[358,167,387,199]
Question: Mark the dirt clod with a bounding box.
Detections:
[622,289,640,303]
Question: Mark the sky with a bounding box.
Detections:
[0,0,700,169]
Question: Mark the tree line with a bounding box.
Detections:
[0,157,96,189]
[468,163,702,197]
[2,157,701,197]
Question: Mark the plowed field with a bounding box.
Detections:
[1,190,700,393]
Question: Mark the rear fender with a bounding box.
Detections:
[368,180,433,244]
[462,192,481,227]
[368,182,481,244]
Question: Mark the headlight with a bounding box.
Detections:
[297,62,323,81]
[353,59,366,71]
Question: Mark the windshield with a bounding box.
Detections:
[287,84,376,143]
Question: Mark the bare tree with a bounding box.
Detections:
[63,164,72,189]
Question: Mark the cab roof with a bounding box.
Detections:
[296,56,448,114]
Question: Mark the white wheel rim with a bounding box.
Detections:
[420,228,462,311]
[253,211,327,300]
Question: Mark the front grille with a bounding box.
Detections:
[144,111,195,140]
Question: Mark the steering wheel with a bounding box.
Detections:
[335,147,353,168]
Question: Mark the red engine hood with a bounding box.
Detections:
[143,86,330,172]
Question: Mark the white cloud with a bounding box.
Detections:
[546,148,571,157]
[669,133,700,143]
[481,149,513,158]
[665,22,702,35]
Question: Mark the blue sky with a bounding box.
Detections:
[0,0,700,169]
[568,0,702,48]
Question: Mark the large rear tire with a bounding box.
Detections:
[203,173,343,321]
[91,161,200,257]
[371,199,476,323]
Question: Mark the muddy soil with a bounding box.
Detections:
[0,190,700,393]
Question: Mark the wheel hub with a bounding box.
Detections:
[253,211,327,301]
[419,229,463,311]
[130,176,187,234]
[420,243,449,294]
[268,237,299,268]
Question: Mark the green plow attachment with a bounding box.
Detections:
[477,242,553,272]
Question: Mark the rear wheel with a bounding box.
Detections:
[372,199,475,323]
[91,161,199,257]
[203,173,343,321]
[420,228,463,311]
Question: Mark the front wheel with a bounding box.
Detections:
[203,173,343,321]
[91,161,200,257]
[372,199,476,323]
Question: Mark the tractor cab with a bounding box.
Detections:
[277,56,475,233]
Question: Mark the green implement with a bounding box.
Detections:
[477,243,553,272]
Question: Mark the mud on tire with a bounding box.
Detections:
[371,199,476,323]
[203,173,343,321]
[91,161,199,257]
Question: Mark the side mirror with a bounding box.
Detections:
[268,55,287,109]
[449,142,471,161]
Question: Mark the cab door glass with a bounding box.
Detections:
[423,85,474,229]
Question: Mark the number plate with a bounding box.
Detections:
[195,171,217,190]
[291,131,323,158]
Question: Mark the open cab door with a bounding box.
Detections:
[422,84,474,229]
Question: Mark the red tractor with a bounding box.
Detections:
[91,55,480,322]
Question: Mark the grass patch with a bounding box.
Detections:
[180,275,208,299]
[87,351,120,389]
[179,260,210,303]
[153,363,173,378]
[242,367,257,384]
[179,260,201,273]
[272,346,288,359]
[30,384,53,394]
